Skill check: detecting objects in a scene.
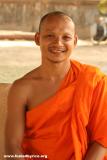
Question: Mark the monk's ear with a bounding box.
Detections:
[35,32,40,46]
[74,34,78,47]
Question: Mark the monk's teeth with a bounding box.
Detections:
[49,48,66,53]
[49,46,66,51]
[52,50,64,53]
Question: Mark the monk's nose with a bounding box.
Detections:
[54,37,63,46]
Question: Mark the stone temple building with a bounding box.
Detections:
[0,0,100,39]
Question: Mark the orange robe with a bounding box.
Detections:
[22,60,107,160]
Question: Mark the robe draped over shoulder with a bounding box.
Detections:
[22,60,107,160]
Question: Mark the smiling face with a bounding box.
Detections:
[35,15,77,63]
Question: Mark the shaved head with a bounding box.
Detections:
[39,11,75,32]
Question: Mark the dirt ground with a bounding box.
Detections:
[0,39,107,83]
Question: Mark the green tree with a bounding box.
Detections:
[98,0,107,15]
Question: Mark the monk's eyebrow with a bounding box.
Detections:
[44,30,73,35]
[64,33,73,36]
[63,32,74,37]
[45,30,54,33]
[40,29,53,33]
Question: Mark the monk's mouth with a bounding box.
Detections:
[48,47,66,54]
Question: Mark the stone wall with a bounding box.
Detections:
[44,1,100,38]
[0,0,42,32]
[0,0,100,39]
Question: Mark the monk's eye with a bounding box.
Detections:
[46,34,54,38]
[63,36,72,41]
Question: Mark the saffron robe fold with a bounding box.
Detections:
[22,60,107,160]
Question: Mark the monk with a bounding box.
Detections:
[5,11,107,160]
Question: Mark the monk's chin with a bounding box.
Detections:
[47,57,67,63]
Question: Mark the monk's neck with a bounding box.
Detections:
[40,60,71,80]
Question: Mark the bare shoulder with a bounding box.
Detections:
[23,66,41,80]
[9,66,41,97]
[13,66,41,84]
[7,67,41,112]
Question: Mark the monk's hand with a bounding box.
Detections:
[85,142,107,160]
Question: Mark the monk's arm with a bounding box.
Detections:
[85,142,107,160]
[5,81,27,160]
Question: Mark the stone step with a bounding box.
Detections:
[0,31,35,40]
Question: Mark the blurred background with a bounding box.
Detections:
[0,0,107,83]
[0,1,107,158]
